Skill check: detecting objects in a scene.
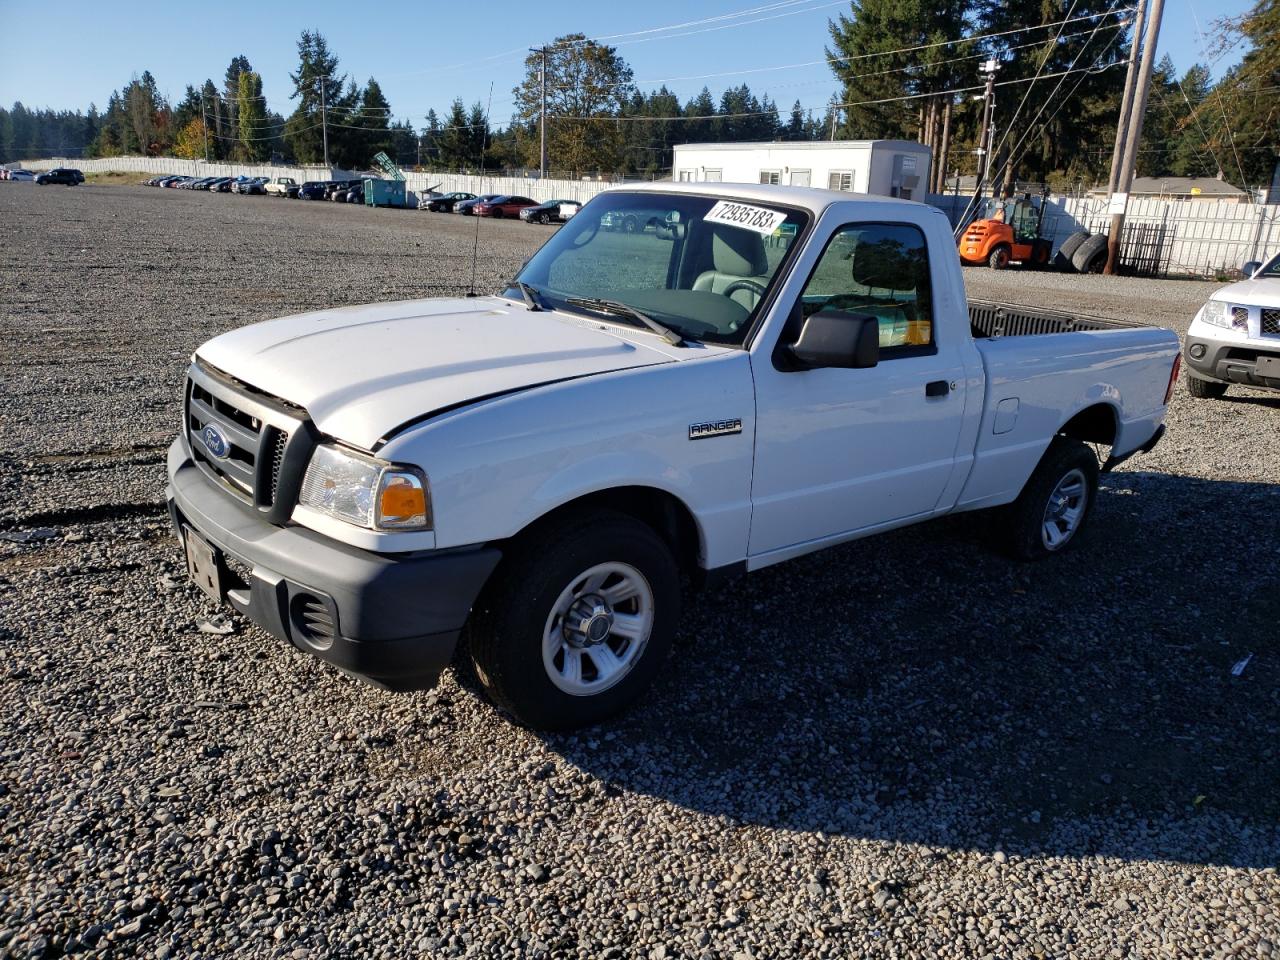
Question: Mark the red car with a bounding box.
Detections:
[472,195,538,219]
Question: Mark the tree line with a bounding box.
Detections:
[0,2,1274,190]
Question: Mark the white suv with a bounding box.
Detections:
[1184,253,1280,398]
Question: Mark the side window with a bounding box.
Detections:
[797,222,934,356]
[827,171,853,192]
[759,170,781,185]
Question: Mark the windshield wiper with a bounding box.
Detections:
[515,280,545,312]
[564,297,685,347]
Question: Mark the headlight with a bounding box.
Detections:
[1199,299,1231,328]
[299,444,431,531]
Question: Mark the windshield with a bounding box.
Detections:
[508,191,808,346]
[1258,253,1280,277]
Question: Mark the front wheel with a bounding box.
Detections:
[1186,375,1228,399]
[539,212,551,224]
[998,437,1099,561]
[467,510,680,729]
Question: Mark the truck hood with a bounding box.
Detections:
[1212,276,1280,308]
[196,296,681,449]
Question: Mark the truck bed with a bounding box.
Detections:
[968,299,1145,339]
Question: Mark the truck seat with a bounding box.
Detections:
[693,226,771,311]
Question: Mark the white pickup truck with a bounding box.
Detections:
[167,183,1180,728]
[263,177,297,198]
[1184,251,1280,397]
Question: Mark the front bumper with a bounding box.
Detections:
[166,438,501,691]
[1184,334,1280,390]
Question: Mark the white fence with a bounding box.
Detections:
[931,192,1280,276]
[18,155,1280,277]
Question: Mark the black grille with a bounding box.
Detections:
[1263,309,1280,336]
[1231,306,1249,330]
[269,431,289,502]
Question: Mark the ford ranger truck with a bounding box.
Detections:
[1184,251,1280,398]
[167,183,1181,729]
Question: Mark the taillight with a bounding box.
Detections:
[1163,353,1181,405]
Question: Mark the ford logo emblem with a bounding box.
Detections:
[202,424,230,460]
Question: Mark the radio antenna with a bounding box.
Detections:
[466,81,495,298]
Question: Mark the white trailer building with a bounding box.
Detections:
[672,140,932,201]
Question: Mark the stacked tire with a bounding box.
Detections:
[1052,231,1109,274]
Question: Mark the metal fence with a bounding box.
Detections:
[18,156,1280,278]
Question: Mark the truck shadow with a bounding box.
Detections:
[542,471,1280,868]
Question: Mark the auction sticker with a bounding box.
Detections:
[704,200,789,236]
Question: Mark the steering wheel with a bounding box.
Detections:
[723,279,767,303]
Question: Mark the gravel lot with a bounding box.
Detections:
[1,183,1277,959]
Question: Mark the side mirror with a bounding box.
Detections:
[787,308,879,370]
[1243,261,1262,277]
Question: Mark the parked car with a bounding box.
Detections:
[520,199,580,225]
[328,180,362,201]
[5,169,36,182]
[344,182,367,203]
[455,194,501,216]
[600,208,669,234]
[1183,253,1280,399]
[36,168,83,186]
[162,176,192,188]
[167,182,1180,729]
[211,178,237,193]
[202,177,232,192]
[232,177,268,195]
[264,177,298,198]
[297,181,328,200]
[421,191,476,213]
[472,195,538,219]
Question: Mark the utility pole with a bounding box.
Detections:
[974,59,999,199]
[935,97,952,194]
[1105,0,1164,274]
[1106,0,1149,195]
[200,91,210,162]
[530,47,548,177]
[320,78,330,169]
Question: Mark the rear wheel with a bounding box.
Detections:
[988,245,1012,270]
[467,510,680,729]
[1186,375,1228,399]
[998,437,1099,561]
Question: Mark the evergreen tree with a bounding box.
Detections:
[284,31,343,165]
[683,88,716,143]
[436,99,473,170]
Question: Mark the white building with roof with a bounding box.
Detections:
[671,140,932,201]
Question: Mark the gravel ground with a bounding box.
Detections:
[1,183,1277,959]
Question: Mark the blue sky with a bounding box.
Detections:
[0,0,1255,123]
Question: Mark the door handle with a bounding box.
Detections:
[925,380,951,398]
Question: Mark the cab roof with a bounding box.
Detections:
[612,179,933,218]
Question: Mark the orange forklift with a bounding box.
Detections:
[958,190,1052,269]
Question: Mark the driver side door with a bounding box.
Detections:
[748,221,969,559]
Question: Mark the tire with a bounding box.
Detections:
[998,437,1099,561]
[1053,231,1090,270]
[988,245,1012,270]
[1072,234,1109,274]
[623,215,639,234]
[538,212,551,225]
[1186,375,1228,399]
[467,509,681,730]
[491,208,502,219]
[1030,239,1052,268]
